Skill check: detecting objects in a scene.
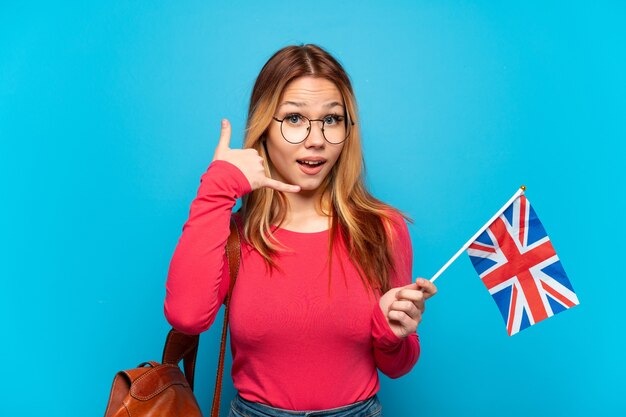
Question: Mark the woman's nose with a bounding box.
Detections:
[304,120,326,148]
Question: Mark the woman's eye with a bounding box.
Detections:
[286,114,302,124]
[324,115,344,125]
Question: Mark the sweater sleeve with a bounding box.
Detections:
[164,160,251,335]
[371,213,421,378]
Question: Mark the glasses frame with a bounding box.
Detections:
[272,113,355,145]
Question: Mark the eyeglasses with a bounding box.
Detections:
[272,113,354,144]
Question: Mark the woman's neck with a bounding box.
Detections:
[278,188,331,232]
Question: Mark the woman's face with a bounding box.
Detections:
[265,76,347,194]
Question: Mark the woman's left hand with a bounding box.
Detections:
[379,278,437,339]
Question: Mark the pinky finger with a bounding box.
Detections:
[263,178,301,193]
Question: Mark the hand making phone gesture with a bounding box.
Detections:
[212,119,301,193]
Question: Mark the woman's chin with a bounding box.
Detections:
[293,179,324,194]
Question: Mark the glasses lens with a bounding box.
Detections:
[281,115,310,143]
[322,115,349,144]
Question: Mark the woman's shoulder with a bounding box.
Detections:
[380,206,411,240]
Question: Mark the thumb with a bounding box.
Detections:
[402,282,420,290]
[215,119,232,155]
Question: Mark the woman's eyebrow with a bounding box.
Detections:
[324,101,345,109]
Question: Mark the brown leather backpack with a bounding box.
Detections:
[104,219,241,417]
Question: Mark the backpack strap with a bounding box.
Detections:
[162,330,199,389]
[210,217,241,417]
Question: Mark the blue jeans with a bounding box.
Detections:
[228,393,383,417]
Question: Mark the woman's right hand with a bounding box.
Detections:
[212,119,301,193]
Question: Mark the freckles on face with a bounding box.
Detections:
[265,76,347,192]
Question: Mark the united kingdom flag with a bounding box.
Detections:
[467,194,579,336]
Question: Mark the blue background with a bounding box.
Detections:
[1,1,624,416]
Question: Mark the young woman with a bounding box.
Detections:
[164,44,437,417]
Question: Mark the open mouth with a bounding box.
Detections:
[297,160,326,167]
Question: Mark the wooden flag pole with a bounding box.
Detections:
[429,185,527,283]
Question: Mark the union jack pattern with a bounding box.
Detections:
[467,194,579,336]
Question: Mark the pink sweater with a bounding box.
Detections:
[164,160,420,410]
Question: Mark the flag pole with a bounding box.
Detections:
[429,185,526,283]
